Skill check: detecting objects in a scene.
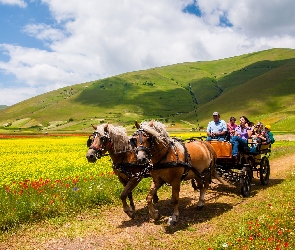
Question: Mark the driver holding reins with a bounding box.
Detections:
[206,111,228,141]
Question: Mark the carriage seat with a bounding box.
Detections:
[244,139,271,155]
[207,140,232,158]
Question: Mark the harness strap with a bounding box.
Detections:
[199,141,216,183]
[113,163,153,180]
[177,139,191,181]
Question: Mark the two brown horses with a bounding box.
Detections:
[133,120,228,225]
[86,123,158,219]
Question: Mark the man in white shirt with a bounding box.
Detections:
[206,112,227,141]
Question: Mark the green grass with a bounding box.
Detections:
[181,172,295,250]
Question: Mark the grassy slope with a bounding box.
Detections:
[185,57,295,131]
[1,48,295,132]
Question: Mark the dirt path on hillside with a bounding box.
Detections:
[1,153,295,250]
[274,134,295,141]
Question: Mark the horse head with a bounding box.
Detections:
[86,123,110,163]
[132,120,165,164]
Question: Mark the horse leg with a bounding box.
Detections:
[153,192,159,204]
[167,181,181,225]
[194,177,206,210]
[118,176,139,219]
[191,179,198,191]
[146,180,163,220]
[127,191,135,211]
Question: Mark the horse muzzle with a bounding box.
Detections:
[136,146,151,165]
[86,148,102,162]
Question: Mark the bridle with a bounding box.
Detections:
[132,127,172,163]
[131,128,152,158]
[87,131,110,159]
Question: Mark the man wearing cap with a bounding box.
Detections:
[206,112,227,141]
[265,125,275,144]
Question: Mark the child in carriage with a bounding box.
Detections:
[249,126,270,152]
[265,125,275,144]
[227,116,237,140]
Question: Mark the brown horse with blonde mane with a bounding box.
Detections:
[133,120,228,225]
[86,123,158,219]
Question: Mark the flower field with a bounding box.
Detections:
[0,136,151,231]
[1,136,295,250]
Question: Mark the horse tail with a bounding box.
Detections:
[202,141,217,175]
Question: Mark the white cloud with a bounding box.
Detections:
[1,0,295,105]
[0,0,27,8]
[0,86,39,106]
[23,24,66,42]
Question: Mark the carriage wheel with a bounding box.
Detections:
[240,167,252,197]
[260,156,270,185]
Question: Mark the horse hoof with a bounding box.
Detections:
[126,211,135,219]
[167,215,178,225]
[150,210,160,220]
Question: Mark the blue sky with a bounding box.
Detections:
[1,0,295,106]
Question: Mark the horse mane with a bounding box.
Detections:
[140,121,170,142]
[95,123,131,153]
[140,121,184,154]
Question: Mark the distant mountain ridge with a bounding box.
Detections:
[0,105,8,110]
[1,48,295,133]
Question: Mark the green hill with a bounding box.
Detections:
[1,48,295,133]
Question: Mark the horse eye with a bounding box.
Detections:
[87,138,92,147]
[130,138,137,145]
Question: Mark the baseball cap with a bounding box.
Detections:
[212,112,219,116]
[265,124,271,130]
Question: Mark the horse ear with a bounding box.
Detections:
[91,124,97,130]
[104,122,109,132]
[148,120,154,127]
[135,120,140,129]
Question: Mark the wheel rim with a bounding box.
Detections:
[243,176,251,192]
[241,168,252,197]
[260,156,270,185]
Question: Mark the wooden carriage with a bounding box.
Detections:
[207,139,271,197]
